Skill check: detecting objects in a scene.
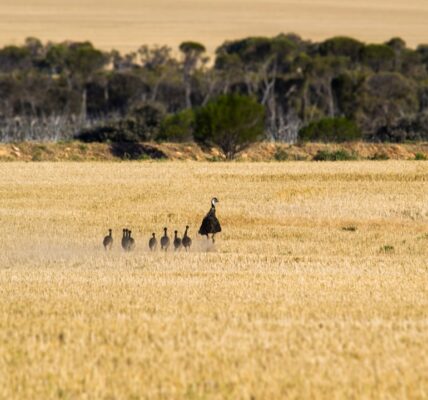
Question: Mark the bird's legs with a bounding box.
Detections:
[211,234,215,243]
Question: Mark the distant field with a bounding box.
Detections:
[0,161,427,398]
[1,0,428,53]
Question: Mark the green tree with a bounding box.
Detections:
[138,45,179,102]
[385,37,406,71]
[159,109,194,142]
[416,44,428,70]
[0,45,31,72]
[360,44,395,72]
[332,72,362,119]
[107,72,147,114]
[179,41,207,108]
[356,72,418,133]
[194,94,265,159]
[318,36,364,63]
[44,41,109,119]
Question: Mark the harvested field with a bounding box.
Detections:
[1,0,428,53]
[0,161,427,398]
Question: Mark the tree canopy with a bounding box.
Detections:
[194,94,265,159]
[0,34,428,146]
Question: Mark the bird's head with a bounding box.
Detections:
[152,232,155,237]
[164,227,167,232]
[211,197,219,207]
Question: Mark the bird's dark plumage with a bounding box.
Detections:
[127,230,135,251]
[149,233,157,251]
[103,229,113,250]
[121,229,128,251]
[160,227,170,251]
[182,226,192,251]
[199,198,221,242]
[173,230,182,251]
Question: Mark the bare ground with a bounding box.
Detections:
[0,141,427,162]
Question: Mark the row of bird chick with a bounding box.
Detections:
[103,197,221,252]
[102,226,192,252]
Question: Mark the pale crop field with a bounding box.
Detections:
[1,0,428,53]
[0,161,427,399]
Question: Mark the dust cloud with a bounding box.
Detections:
[3,234,217,267]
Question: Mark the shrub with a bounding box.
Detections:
[274,148,289,161]
[207,156,224,162]
[299,117,361,143]
[158,109,194,142]
[75,102,165,143]
[31,151,42,161]
[78,143,88,152]
[414,152,427,160]
[380,245,394,253]
[370,152,389,160]
[360,44,395,72]
[313,149,357,161]
[194,94,265,159]
[371,113,428,142]
[76,121,140,143]
[342,226,357,232]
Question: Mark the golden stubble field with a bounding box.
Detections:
[0,161,427,399]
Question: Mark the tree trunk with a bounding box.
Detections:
[183,73,192,109]
[326,78,335,117]
[81,88,87,122]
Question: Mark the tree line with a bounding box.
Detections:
[1,34,428,150]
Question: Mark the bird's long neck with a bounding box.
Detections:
[174,232,177,238]
[184,227,188,237]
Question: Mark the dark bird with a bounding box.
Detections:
[160,227,170,251]
[199,197,221,243]
[173,230,182,251]
[128,230,136,251]
[103,229,113,250]
[121,228,129,251]
[149,233,157,251]
[182,225,192,251]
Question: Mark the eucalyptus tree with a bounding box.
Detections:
[179,41,207,108]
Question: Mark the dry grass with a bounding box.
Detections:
[1,0,428,53]
[1,141,427,162]
[0,161,427,399]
